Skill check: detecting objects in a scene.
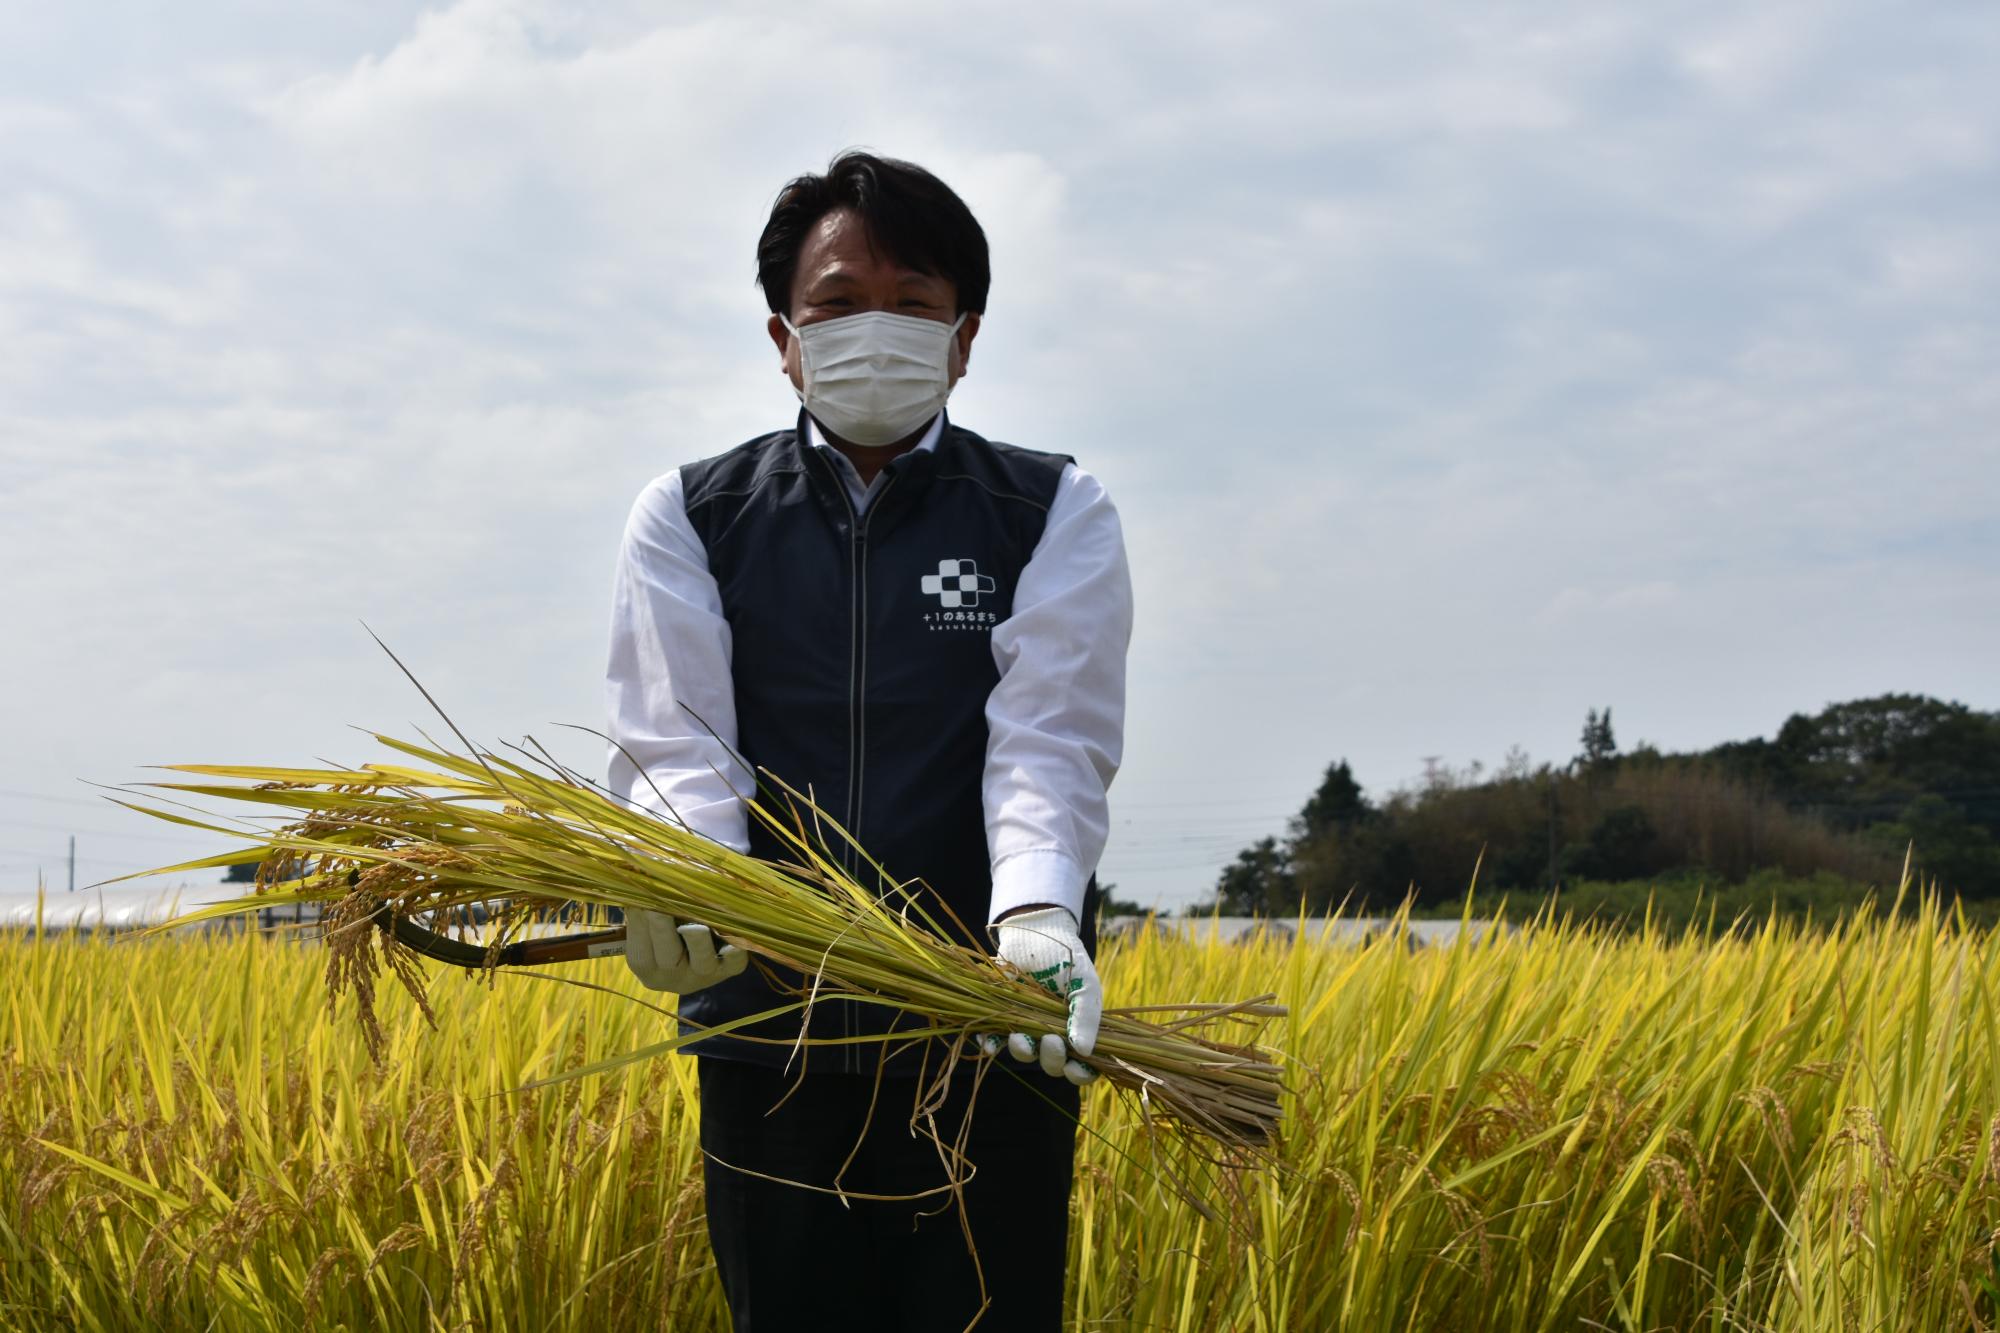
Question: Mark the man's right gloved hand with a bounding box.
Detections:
[623,909,749,993]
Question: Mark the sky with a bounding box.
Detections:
[3,1,1997,912]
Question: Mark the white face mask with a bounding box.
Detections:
[783,310,967,447]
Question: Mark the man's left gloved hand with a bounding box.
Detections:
[623,909,748,993]
[983,906,1101,1086]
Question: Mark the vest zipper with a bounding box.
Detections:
[812,449,899,1074]
[851,475,896,867]
[847,476,897,1074]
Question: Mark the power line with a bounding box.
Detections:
[0,817,217,846]
[0,786,129,809]
[1112,816,1296,824]
[1111,796,1316,810]
[0,844,178,869]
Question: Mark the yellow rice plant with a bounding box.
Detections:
[113,730,1287,1154]
[7,882,2000,1330]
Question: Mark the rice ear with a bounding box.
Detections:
[136,730,1288,1150]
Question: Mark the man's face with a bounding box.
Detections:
[765,207,981,394]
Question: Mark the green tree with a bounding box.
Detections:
[1209,837,1296,916]
[1709,694,2000,894]
[1209,692,1994,916]
[1577,707,1618,777]
[1095,881,1150,925]
[1562,805,1665,883]
[1867,795,2000,896]
[1292,760,1372,841]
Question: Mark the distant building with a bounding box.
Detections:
[0,887,320,936]
[1100,915,1504,948]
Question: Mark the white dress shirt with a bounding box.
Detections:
[604,412,1132,927]
[806,412,944,513]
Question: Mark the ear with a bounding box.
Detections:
[768,312,803,389]
[951,312,981,380]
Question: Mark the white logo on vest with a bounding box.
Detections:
[919,558,1000,632]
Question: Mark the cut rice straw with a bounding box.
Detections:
[119,730,1288,1157]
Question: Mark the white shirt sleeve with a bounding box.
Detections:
[603,469,754,853]
[983,463,1133,926]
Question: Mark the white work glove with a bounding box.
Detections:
[982,906,1101,1086]
[623,909,748,993]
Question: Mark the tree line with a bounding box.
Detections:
[1197,693,2000,917]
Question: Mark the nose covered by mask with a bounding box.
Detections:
[783,310,967,447]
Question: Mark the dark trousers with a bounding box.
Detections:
[696,1052,1082,1332]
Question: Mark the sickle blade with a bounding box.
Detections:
[380,909,626,968]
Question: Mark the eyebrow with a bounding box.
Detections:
[805,266,944,291]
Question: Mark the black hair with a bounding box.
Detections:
[756,150,990,316]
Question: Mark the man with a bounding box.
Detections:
[603,150,1132,1331]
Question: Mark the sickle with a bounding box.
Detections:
[373,906,627,968]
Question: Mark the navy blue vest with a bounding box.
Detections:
[674,411,1101,1074]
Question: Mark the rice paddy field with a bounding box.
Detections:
[6,897,2000,1332]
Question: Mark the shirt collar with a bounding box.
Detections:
[805,412,946,462]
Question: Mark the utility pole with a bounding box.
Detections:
[68,836,75,893]
[1546,775,1558,890]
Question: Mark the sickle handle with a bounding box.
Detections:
[507,927,628,965]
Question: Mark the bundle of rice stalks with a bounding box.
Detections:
[124,731,1287,1156]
